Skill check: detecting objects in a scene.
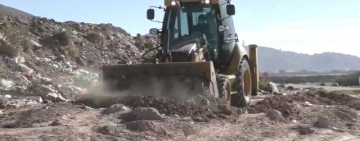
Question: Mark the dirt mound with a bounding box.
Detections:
[76,95,243,121]
[247,89,360,120]
[0,15,146,103]
[247,95,302,120]
[310,90,360,109]
[289,89,360,110]
[0,15,142,82]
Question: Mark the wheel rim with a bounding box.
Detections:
[242,69,251,97]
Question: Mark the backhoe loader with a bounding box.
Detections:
[102,0,259,107]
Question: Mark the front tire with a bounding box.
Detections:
[231,59,252,107]
[217,74,231,100]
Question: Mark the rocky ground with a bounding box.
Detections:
[0,87,359,141]
[0,16,359,141]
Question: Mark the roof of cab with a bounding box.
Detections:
[164,0,227,6]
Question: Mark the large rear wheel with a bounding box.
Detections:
[231,59,252,107]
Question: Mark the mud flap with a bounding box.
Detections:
[102,61,219,100]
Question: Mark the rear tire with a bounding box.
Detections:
[231,59,252,107]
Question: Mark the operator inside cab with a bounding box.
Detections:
[193,14,209,35]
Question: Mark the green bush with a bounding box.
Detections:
[259,81,272,91]
[320,82,326,86]
[134,37,154,51]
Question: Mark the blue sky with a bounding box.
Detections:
[1,0,359,56]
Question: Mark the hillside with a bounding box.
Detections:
[0,4,33,17]
[246,46,360,72]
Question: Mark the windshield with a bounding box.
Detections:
[163,3,219,50]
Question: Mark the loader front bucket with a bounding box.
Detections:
[101,61,219,101]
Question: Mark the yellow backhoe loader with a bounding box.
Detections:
[102,0,259,107]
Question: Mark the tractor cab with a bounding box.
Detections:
[147,0,236,67]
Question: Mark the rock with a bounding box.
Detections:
[31,84,66,101]
[286,86,294,90]
[3,94,12,98]
[313,116,330,128]
[80,105,93,110]
[199,98,210,106]
[33,84,56,94]
[132,107,164,121]
[0,79,14,90]
[24,96,43,103]
[293,125,315,135]
[97,125,120,135]
[192,116,206,122]
[101,103,131,115]
[266,109,284,122]
[45,92,67,102]
[217,104,233,115]
[119,107,164,122]
[40,77,52,84]
[17,63,34,74]
[303,101,313,107]
[50,119,63,126]
[5,103,20,109]
[269,82,279,94]
[124,120,166,133]
[274,92,287,96]
[0,98,10,109]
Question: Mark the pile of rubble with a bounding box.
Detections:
[0,15,143,107]
[76,95,244,122]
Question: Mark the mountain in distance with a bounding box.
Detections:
[141,34,360,72]
[244,46,360,72]
[0,4,33,17]
[139,34,360,72]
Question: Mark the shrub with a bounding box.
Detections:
[0,38,18,57]
[320,82,326,86]
[259,81,272,91]
[134,37,154,51]
[0,26,30,57]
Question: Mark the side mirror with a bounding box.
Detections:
[149,28,159,35]
[226,5,235,15]
[147,9,155,20]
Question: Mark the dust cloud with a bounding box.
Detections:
[77,75,215,108]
